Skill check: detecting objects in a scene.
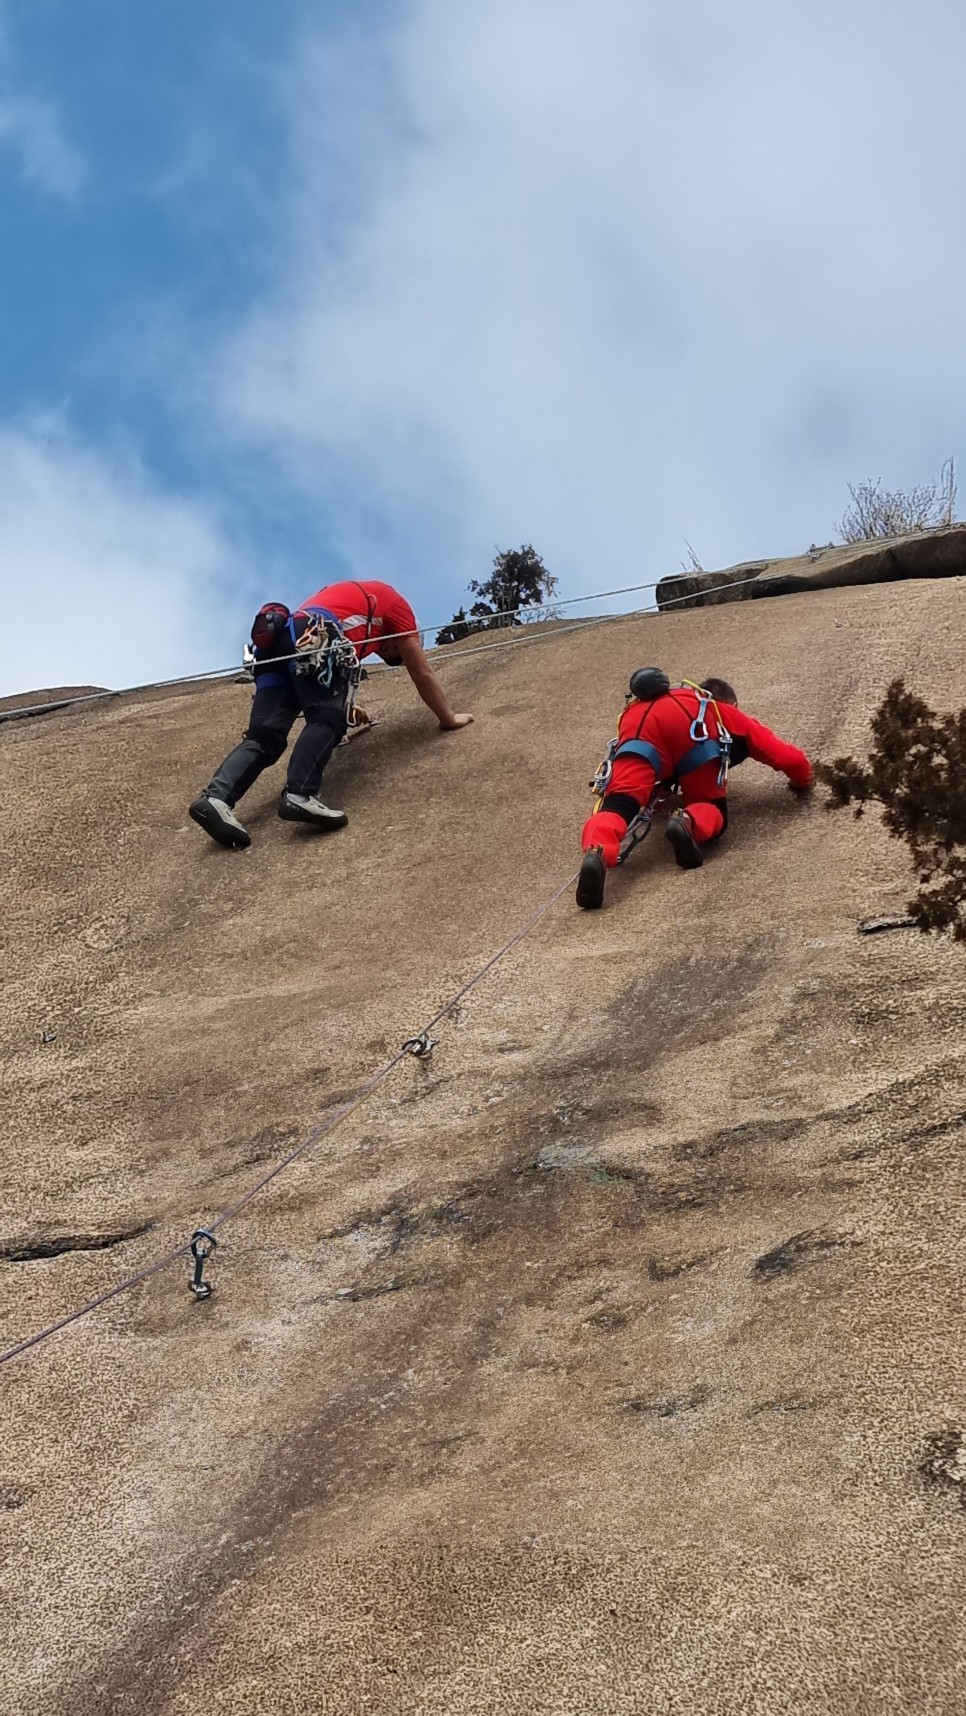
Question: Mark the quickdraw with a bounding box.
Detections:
[615,783,676,865]
[590,734,619,803]
[299,620,368,728]
[680,679,733,788]
[189,1229,217,1300]
[294,616,358,690]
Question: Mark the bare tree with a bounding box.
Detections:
[838,458,957,544]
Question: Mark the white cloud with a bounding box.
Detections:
[214,0,966,615]
[0,0,86,201]
[0,422,250,696]
[0,95,85,199]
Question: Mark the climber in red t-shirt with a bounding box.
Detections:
[189,579,472,850]
[577,669,813,909]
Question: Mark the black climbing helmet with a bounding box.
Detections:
[628,666,671,703]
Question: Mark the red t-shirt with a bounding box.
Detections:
[295,579,418,661]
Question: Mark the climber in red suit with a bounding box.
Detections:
[577,669,813,910]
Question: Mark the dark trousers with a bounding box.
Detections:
[207,665,349,806]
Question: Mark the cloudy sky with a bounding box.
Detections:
[1,0,963,695]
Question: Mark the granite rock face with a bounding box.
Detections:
[656,522,966,610]
[4,580,966,1715]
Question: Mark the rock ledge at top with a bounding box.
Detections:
[655,521,966,610]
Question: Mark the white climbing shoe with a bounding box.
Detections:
[188,794,251,850]
[278,791,348,832]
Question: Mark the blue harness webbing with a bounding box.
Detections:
[286,605,344,651]
[252,606,346,691]
[611,737,664,773]
[612,690,732,788]
[675,736,726,777]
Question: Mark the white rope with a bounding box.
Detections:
[0,565,762,724]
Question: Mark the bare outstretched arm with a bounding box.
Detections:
[395,633,474,730]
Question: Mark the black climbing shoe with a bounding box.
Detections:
[278,791,348,831]
[188,794,251,850]
[665,809,703,870]
[576,847,606,910]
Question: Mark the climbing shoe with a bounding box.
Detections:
[188,794,251,850]
[576,847,606,910]
[278,791,348,832]
[665,808,703,870]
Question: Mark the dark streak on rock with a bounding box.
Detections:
[0,1222,154,1263]
[323,1278,422,1304]
[752,1230,857,1280]
[622,1385,709,1418]
[750,1396,819,1416]
[647,1250,718,1281]
[857,915,917,935]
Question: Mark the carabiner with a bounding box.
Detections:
[189,1229,217,1300]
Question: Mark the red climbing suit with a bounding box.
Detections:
[582,686,813,868]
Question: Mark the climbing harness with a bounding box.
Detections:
[592,678,733,810]
[590,680,642,802]
[590,727,673,864]
[589,676,734,864]
[243,606,366,725]
[590,680,666,805]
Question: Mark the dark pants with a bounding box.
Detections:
[207,661,349,806]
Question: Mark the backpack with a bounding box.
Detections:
[250,602,291,652]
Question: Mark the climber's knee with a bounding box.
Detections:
[685,798,727,843]
[245,719,289,767]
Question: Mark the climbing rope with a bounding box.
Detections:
[0,865,580,1368]
[0,564,775,725]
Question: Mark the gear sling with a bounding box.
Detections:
[247,602,363,712]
